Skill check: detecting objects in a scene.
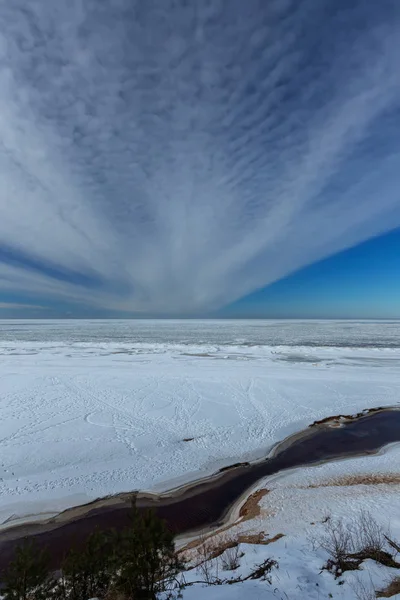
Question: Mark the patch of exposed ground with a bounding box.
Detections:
[238,532,284,545]
[305,473,400,488]
[310,406,388,428]
[377,577,400,597]
[207,533,284,561]
[239,489,270,521]
[181,529,284,566]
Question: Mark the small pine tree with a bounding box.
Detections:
[57,529,114,600]
[113,504,183,600]
[2,540,56,600]
[1,506,184,600]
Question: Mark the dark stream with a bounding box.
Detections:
[0,409,399,571]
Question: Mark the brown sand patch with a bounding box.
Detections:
[239,489,270,521]
[306,473,400,488]
[377,577,400,598]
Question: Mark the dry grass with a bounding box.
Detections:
[181,529,283,558]
[207,535,238,561]
[320,512,400,578]
[307,473,400,488]
[220,544,241,571]
[180,519,239,553]
[376,577,400,598]
[238,532,284,545]
[181,529,283,573]
[208,532,284,559]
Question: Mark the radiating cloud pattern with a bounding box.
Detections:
[1,0,400,314]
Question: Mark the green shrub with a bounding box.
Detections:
[2,541,56,600]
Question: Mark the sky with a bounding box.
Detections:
[0,0,400,319]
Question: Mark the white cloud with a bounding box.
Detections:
[0,302,45,310]
[0,0,400,314]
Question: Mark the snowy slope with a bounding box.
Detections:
[180,447,400,599]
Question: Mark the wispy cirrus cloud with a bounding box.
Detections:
[0,302,45,310]
[1,0,400,315]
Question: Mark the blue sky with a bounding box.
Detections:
[0,0,400,319]
[223,228,400,319]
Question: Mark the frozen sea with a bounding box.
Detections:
[0,319,399,524]
[2,318,400,347]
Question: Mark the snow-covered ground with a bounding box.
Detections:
[181,446,400,599]
[0,320,399,527]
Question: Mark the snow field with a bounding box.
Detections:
[0,340,399,525]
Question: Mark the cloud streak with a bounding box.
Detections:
[0,302,45,310]
[1,0,400,314]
